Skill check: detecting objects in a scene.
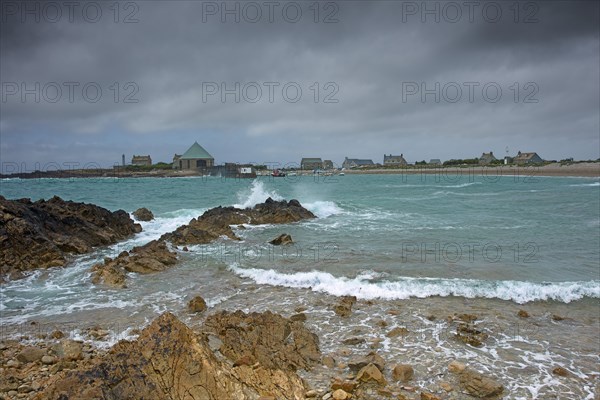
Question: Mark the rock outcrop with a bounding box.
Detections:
[204,310,321,371]
[0,195,141,282]
[35,312,308,400]
[270,233,294,245]
[132,207,154,221]
[333,296,357,317]
[91,240,177,287]
[161,198,316,245]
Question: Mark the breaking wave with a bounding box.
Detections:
[228,266,600,304]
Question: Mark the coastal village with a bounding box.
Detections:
[127,141,548,177]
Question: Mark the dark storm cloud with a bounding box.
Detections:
[1,0,598,169]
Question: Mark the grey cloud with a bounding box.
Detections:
[1,0,598,168]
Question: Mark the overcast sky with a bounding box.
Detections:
[1,0,598,170]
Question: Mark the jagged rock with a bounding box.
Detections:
[204,310,321,371]
[517,309,530,318]
[188,295,207,313]
[132,207,154,221]
[91,240,177,287]
[35,313,308,400]
[16,347,45,363]
[161,198,315,245]
[331,377,357,393]
[270,233,293,245]
[0,195,141,282]
[348,352,385,373]
[52,340,83,361]
[356,363,386,386]
[333,296,357,317]
[459,369,504,398]
[456,323,488,347]
[392,364,414,382]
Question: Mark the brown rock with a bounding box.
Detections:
[50,330,64,339]
[356,363,386,386]
[517,309,530,318]
[52,339,83,361]
[41,355,56,365]
[290,313,307,322]
[459,369,504,398]
[331,377,357,393]
[448,361,466,374]
[204,310,320,371]
[392,364,414,382]
[270,233,293,245]
[161,198,315,246]
[322,355,336,369]
[132,207,154,221]
[16,346,45,363]
[332,389,351,400]
[420,392,441,400]
[188,295,207,313]
[456,323,488,347]
[439,382,453,392]
[333,296,357,318]
[387,327,409,338]
[552,314,565,321]
[37,312,308,400]
[348,352,385,373]
[342,337,365,346]
[91,239,178,287]
[552,366,570,377]
[0,195,140,282]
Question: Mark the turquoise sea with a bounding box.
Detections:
[1,173,599,398]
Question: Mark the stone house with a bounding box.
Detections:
[383,154,407,166]
[301,158,323,170]
[131,155,152,166]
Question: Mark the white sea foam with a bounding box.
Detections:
[569,182,600,187]
[234,179,283,209]
[228,266,600,304]
[128,208,205,244]
[303,201,343,218]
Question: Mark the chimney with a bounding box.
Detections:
[490,151,493,156]
[122,154,125,166]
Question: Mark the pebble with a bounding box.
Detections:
[41,355,56,365]
[6,360,20,368]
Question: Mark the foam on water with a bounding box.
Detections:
[228,266,600,304]
[303,201,343,218]
[569,182,600,187]
[233,179,283,209]
[129,208,205,244]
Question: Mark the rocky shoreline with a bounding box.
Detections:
[0,196,141,283]
[1,196,596,399]
[0,304,509,400]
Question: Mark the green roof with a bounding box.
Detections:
[180,142,214,160]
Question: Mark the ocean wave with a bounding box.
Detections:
[228,266,600,304]
[303,201,343,218]
[129,208,205,243]
[233,179,283,209]
[568,182,600,187]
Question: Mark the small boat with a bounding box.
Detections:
[339,172,345,176]
[271,169,286,177]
